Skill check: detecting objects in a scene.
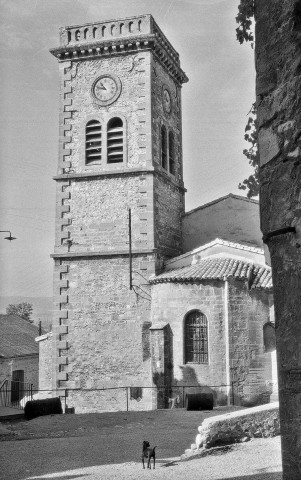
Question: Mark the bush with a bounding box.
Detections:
[24,397,63,420]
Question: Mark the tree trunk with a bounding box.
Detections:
[255,0,301,477]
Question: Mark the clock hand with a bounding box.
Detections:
[96,82,106,91]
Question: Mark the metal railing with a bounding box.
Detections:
[30,383,234,413]
[0,380,33,410]
[0,380,275,413]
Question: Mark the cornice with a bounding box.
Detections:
[50,34,188,85]
[53,167,186,192]
[51,245,181,260]
[51,248,157,259]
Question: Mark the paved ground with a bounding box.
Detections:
[0,406,24,421]
[0,408,282,480]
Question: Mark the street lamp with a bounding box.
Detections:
[0,230,16,241]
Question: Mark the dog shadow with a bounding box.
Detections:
[157,459,179,468]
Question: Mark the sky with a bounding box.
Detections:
[0,0,255,298]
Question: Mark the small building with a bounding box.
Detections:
[0,314,39,407]
[149,238,277,407]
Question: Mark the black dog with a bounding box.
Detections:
[142,440,157,469]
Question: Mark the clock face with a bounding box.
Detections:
[91,74,122,106]
[162,87,172,113]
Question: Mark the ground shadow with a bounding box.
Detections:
[28,476,89,480]
[214,474,282,480]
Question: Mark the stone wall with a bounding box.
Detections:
[228,280,272,406]
[151,58,183,181]
[55,175,155,253]
[52,255,153,412]
[49,15,187,412]
[151,280,227,402]
[183,195,262,253]
[255,1,301,477]
[58,53,152,174]
[36,333,53,392]
[151,279,273,406]
[153,174,184,256]
[184,402,280,454]
[0,354,39,390]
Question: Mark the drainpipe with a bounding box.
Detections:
[224,278,231,405]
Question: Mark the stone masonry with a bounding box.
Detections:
[48,15,188,412]
[150,278,272,406]
[255,1,301,477]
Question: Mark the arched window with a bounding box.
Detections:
[102,26,106,37]
[120,23,124,34]
[92,27,97,39]
[161,125,167,170]
[185,311,208,364]
[129,21,133,33]
[84,28,89,39]
[169,131,175,175]
[75,29,81,41]
[107,117,123,163]
[263,322,276,352]
[85,120,102,165]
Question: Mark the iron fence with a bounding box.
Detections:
[0,380,276,413]
[30,383,234,413]
[0,379,33,410]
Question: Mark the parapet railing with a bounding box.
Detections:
[61,15,151,46]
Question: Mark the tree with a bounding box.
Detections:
[238,103,259,198]
[6,303,33,323]
[236,1,259,199]
[235,0,254,46]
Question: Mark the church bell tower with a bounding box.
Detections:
[50,15,188,412]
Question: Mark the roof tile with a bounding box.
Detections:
[0,315,39,358]
[150,257,272,289]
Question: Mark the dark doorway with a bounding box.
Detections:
[11,370,24,404]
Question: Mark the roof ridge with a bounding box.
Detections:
[185,193,259,216]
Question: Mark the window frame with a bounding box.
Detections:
[263,322,276,353]
[85,119,102,165]
[184,310,209,364]
[160,124,177,176]
[107,117,124,164]
[168,130,175,175]
[161,124,168,170]
[83,114,127,168]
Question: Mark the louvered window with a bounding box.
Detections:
[161,125,167,170]
[85,120,102,165]
[169,131,175,175]
[185,311,208,364]
[107,117,123,163]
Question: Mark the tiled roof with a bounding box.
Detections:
[0,315,39,358]
[150,256,272,290]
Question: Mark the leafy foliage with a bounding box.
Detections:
[236,2,258,198]
[6,302,33,323]
[238,103,259,198]
[236,0,255,46]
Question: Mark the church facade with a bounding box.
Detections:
[37,15,276,413]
